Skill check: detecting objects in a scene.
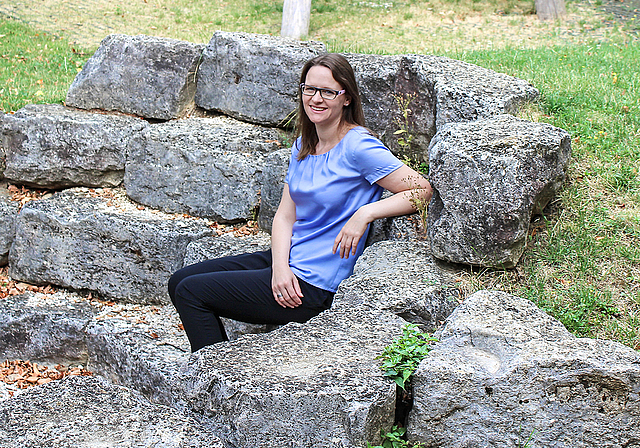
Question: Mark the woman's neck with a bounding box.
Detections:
[315,122,354,155]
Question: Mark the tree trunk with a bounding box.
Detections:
[281,0,311,39]
[535,0,566,20]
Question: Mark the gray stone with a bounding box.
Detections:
[407,290,640,448]
[0,375,222,447]
[175,306,405,448]
[0,112,5,178]
[85,302,190,405]
[183,232,277,340]
[0,183,20,265]
[334,241,460,330]
[124,116,282,222]
[257,146,290,232]
[0,291,93,364]
[427,114,571,268]
[66,34,205,120]
[195,31,326,126]
[1,104,147,188]
[8,188,213,304]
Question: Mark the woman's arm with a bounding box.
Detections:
[333,164,433,258]
[271,184,304,307]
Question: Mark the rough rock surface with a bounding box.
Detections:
[407,290,640,448]
[175,306,405,448]
[85,302,190,405]
[9,188,213,303]
[0,113,5,178]
[183,232,278,340]
[1,104,147,188]
[0,184,19,265]
[124,116,282,222]
[334,240,461,331]
[0,291,93,364]
[0,375,222,448]
[66,34,205,120]
[195,31,326,126]
[257,146,290,232]
[427,114,571,268]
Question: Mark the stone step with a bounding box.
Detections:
[66,34,205,120]
[8,187,214,304]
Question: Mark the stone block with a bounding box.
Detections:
[175,306,405,448]
[124,116,282,222]
[0,183,20,265]
[1,104,147,188]
[334,240,460,330]
[8,188,213,303]
[427,114,571,268]
[257,146,290,232]
[195,31,326,126]
[0,375,222,447]
[66,34,205,120]
[407,290,640,448]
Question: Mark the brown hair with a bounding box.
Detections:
[295,53,366,160]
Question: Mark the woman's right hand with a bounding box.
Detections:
[271,265,303,308]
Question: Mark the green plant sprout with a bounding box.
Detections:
[377,323,437,391]
[367,425,426,448]
[393,92,417,158]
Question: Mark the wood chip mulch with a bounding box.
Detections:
[1,359,93,397]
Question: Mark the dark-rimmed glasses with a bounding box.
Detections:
[300,83,346,100]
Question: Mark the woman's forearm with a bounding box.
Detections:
[359,186,432,224]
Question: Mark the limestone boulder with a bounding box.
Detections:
[195,31,326,126]
[334,240,460,330]
[0,112,5,178]
[0,184,20,265]
[66,34,205,120]
[427,114,571,268]
[257,146,290,232]
[124,116,282,222]
[0,375,222,447]
[407,290,640,448]
[175,306,405,448]
[8,188,213,303]
[0,291,93,364]
[183,232,277,340]
[1,104,146,188]
[85,302,190,405]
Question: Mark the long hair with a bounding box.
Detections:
[295,53,366,160]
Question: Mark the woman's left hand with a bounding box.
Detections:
[333,208,370,259]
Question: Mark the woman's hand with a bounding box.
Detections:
[333,207,371,259]
[271,265,303,308]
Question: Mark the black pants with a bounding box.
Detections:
[168,250,334,352]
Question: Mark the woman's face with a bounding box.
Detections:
[302,65,350,130]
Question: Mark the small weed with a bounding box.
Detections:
[367,425,425,448]
[377,324,437,391]
[393,92,417,158]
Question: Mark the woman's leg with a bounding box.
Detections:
[169,251,333,352]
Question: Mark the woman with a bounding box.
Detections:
[169,53,432,352]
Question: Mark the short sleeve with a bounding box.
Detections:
[349,129,403,184]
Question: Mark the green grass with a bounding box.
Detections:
[0,2,638,349]
[0,20,89,112]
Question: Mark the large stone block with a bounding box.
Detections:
[175,306,405,448]
[334,240,460,331]
[407,290,640,448]
[1,104,146,188]
[85,302,190,405]
[257,146,290,232]
[0,291,93,364]
[66,34,205,120]
[124,116,281,222]
[0,375,222,447]
[8,188,213,303]
[427,114,571,268]
[0,112,5,179]
[195,31,326,126]
[0,183,20,265]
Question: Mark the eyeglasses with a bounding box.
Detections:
[300,83,346,100]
